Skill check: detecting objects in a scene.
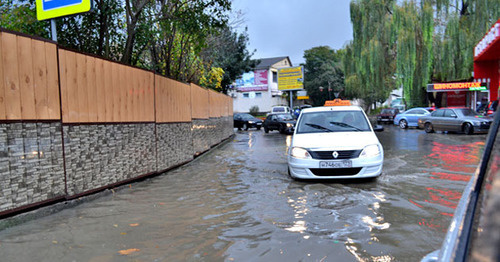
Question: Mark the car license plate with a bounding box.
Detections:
[319,160,352,168]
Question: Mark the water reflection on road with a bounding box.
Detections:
[0,125,488,261]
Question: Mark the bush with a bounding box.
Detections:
[249,106,259,116]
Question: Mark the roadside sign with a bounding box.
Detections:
[36,0,91,21]
[278,66,304,91]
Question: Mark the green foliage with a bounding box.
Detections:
[249,106,259,116]
[303,46,345,106]
[0,0,49,38]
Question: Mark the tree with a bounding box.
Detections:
[303,46,345,106]
[200,25,256,93]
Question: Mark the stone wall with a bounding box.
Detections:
[192,117,234,155]
[156,123,193,171]
[0,122,65,213]
[63,124,157,196]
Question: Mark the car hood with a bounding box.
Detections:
[292,131,380,150]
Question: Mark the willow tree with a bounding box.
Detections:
[343,0,396,110]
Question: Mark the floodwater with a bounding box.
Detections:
[0,125,487,261]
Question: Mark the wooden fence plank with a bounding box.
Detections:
[2,33,22,119]
[103,60,113,122]
[119,65,126,121]
[95,58,105,122]
[76,53,88,122]
[17,36,36,119]
[58,49,68,121]
[132,69,139,122]
[66,51,79,122]
[32,40,49,119]
[125,67,133,122]
[0,32,6,119]
[45,43,59,119]
[137,70,144,121]
[86,56,97,122]
[111,62,120,121]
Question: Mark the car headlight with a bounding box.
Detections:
[248,121,255,124]
[360,144,381,158]
[286,123,293,128]
[290,147,311,159]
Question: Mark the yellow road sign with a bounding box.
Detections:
[36,0,91,21]
[278,66,304,91]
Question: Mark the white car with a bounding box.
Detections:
[287,106,384,180]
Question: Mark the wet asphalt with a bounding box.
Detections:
[0,124,488,262]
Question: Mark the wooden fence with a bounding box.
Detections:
[0,32,60,120]
[0,30,232,123]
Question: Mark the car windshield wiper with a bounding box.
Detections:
[329,121,363,131]
[305,123,333,132]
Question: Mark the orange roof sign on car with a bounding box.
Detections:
[324,99,351,106]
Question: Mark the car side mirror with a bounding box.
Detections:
[373,125,384,132]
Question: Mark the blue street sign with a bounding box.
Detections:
[36,0,91,21]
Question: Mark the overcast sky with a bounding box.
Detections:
[232,0,353,66]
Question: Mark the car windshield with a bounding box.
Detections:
[276,114,294,121]
[239,114,255,120]
[296,111,371,133]
[381,109,395,114]
[273,107,285,112]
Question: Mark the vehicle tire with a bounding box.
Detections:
[463,123,474,135]
[264,127,269,133]
[243,123,248,131]
[257,126,261,131]
[424,122,434,133]
[279,125,285,134]
[399,119,408,129]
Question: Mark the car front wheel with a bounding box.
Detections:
[399,119,408,129]
[463,123,473,135]
[264,126,269,133]
[243,123,248,131]
[424,122,434,133]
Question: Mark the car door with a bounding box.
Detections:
[442,109,459,131]
[431,109,445,130]
[234,115,242,128]
[270,115,279,129]
[404,109,417,125]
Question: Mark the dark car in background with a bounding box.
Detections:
[421,108,500,262]
[376,108,400,124]
[418,107,493,135]
[263,113,296,134]
[233,113,263,131]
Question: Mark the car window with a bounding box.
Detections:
[240,114,254,120]
[406,109,416,114]
[444,109,456,117]
[457,108,480,117]
[277,114,294,121]
[381,109,394,114]
[431,109,444,117]
[296,110,371,133]
[273,107,285,113]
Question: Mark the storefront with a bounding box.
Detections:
[473,19,500,108]
[426,82,488,109]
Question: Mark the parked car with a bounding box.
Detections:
[263,113,296,134]
[376,108,400,124]
[269,106,292,115]
[393,107,431,129]
[233,113,263,130]
[421,109,500,262]
[417,107,493,135]
[287,106,384,180]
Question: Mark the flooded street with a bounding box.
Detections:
[0,125,487,262]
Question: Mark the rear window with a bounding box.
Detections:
[273,107,285,113]
[296,111,371,133]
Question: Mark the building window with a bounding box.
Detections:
[272,71,277,83]
[243,93,249,98]
[255,92,262,98]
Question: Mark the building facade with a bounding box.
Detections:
[231,57,292,113]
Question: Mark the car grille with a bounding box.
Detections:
[308,150,362,160]
[309,168,362,176]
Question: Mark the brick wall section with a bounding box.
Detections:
[156,123,194,171]
[192,117,233,155]
[192,119,211,155]
[0,123,65,212]
[63,124,157,196]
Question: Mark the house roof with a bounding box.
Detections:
[254,56,292,69]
